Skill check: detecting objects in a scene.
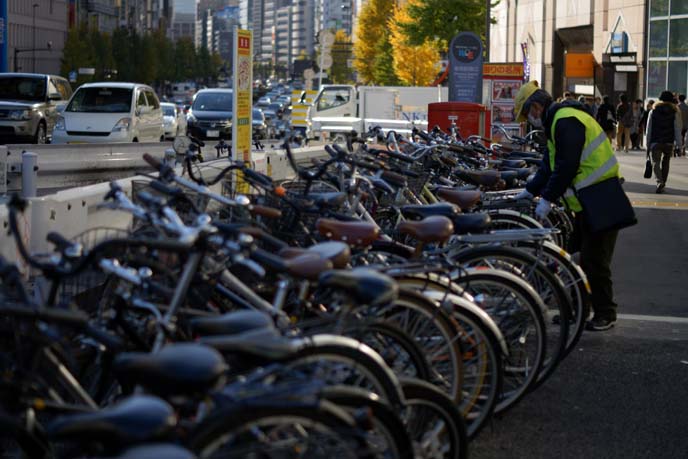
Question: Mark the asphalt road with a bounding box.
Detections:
[471,149,688,459]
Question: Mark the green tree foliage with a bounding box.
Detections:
[330,30,354,84]
[398,0,495,49]
[353,0,396,84]
[60,24,224,91]
[371,31,401,86]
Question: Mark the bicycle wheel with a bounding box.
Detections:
[419,289,504,439]
[449,245,571,387]
[320,385,414,459]
[514,240,590,358]
[399,377,469,459]
[343,320,432,383]
[452,268,546,413]
[367,287,463,402]
[281,334,406,409]
[190,400,371,459]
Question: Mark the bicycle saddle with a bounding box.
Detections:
[400,202,460,220]
[285,253,333,280]
[500,167,533,180]
[190,310,275,337]
[200,328,302,361]
[452,213,492,234]
[46,395,174,443]
[316,219,380,247]
[114,344,227,398]
[500,159,527,168]
[397,216,454,244]
[458,169,501,186]
[435,188,482,211]
[505,150,540,159]
[499,170,519,187]
[318,268,399,306]
[279,241,351,269]
[102,443,197,459]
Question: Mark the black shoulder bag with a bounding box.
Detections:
[574,177,637,233]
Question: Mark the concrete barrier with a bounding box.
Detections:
[0,144,330,265]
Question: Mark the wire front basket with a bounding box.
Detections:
[57,227,130,309]
[132,180,210,223]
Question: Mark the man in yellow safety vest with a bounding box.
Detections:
[513,81,621,331]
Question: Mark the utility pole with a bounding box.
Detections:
[32,3,38,72]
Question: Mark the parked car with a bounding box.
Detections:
[256,96,271,108]
[262,102,285,122]
[186,88,233,140]
[0,72,72,144]
[161,102,186,139]
[52,82,164,144]
[252,108,267,140]
[276,95,292,106]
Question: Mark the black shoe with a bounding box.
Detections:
[585,317,616,331]
[656,183,665,194]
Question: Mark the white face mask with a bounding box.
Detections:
[527,114,543,128]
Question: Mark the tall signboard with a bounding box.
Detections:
[483,63,524,143]
[448,32,483,102]
[232,28,252,162]
[0,0,7,72]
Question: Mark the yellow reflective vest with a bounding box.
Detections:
[547,107,620,212]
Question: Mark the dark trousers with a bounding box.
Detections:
[576,214,619,320]
[651,143,672,184]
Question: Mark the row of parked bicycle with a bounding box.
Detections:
[0,125,588,459]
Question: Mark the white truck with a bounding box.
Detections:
[294,85,448,141]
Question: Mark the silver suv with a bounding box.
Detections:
[0,73,72,144]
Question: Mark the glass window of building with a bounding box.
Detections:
[648,61,667,98]
[649,20,668,58]
[668,62,688,96]
[671,0,688,14]
[651,0,669,17]
[669,18,688,56]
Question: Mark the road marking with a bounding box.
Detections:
[619,313,688,324]
[631,201,688,209]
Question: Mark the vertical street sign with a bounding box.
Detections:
[0,0,7,72]
[232,27,252,163]
[448,32,483,102]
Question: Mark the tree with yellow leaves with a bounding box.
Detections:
[389,1,441,86]
[353,0,397,84]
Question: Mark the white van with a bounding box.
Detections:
[52,82,164,144]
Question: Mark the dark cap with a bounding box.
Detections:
[660,91,674,102]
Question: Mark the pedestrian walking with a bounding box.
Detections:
[630,100,643,150]
[616,94,633,152]
[593,96,601,119]
[595,95,617,142]
[646,90,683,193]
[678,94,688,156]
[513,81,632,331]
[639,99,654,149]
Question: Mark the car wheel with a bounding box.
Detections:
[34,122,47,144]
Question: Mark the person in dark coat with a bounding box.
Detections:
[513,81,624,331]
[595,95,616,141]
[646,91,683,193]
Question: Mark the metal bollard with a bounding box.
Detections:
[21,151,38,198]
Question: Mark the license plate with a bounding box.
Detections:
[206,130,219,138]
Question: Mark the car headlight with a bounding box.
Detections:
[8,109,31,121]
[112,117,131,132]
[54,115,65,131]
[187,114,197,126]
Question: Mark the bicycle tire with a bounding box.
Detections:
[513,240,590,358]
[399,377,469,459]
[320,385,414,459]
[449,244,571,387]
[189,399,371,459]
[451,268,547,413]
[367,287,464,402]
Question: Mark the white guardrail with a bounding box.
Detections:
[0,142,329,267]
